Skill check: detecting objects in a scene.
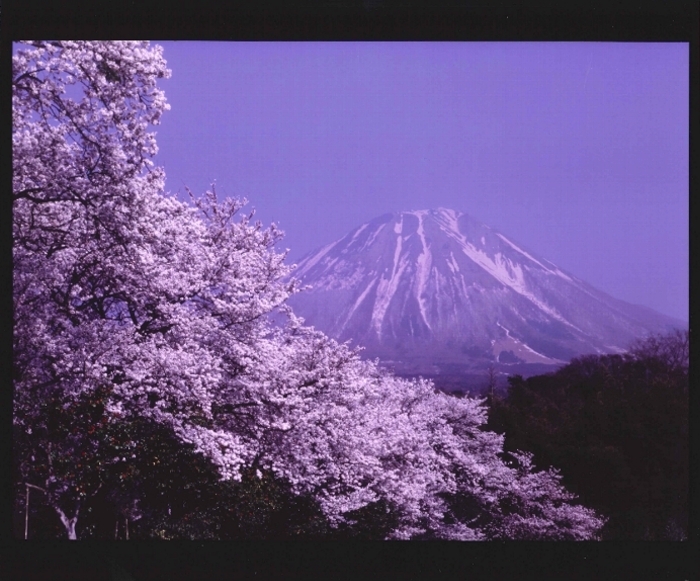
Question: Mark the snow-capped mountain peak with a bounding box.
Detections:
[287,209,683,381]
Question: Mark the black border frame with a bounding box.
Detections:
[2,1,697,579]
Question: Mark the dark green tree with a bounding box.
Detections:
[487,331,688,540]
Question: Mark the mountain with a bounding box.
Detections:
[286,208,684,390]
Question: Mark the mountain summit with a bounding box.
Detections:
[286,208,683,383]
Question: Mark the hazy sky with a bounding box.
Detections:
[154,42,688,322]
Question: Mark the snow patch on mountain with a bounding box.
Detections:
[372,215,408,336]
[433,210,580,331]
[348,223,368,247]
[495,322,564,364]
[295,240,337,278]
[413,211,432,331]
[447,252,460,274]
[362,223,386,251]
[344,278,377,329]
[495,233,573,282]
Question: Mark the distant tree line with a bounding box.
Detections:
[487,329,689,540]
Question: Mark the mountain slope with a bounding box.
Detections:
[286,208,684,380]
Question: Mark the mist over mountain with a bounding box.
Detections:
[286,208,684,390]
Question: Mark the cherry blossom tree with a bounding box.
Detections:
[206,315,604,539]
[13,40,176,538]
[13,40,604,540]
[13,40,294,537]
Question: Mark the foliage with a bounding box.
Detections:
[487,330,689,540]
[14,410,334,540]
[13,40,604,541]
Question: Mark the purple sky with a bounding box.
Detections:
[154,42,688,322]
